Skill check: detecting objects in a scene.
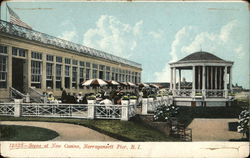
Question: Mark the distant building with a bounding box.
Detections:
[169,51,234,107]
[0,20,142,101]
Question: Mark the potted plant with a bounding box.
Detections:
[195,92,203,98]
[148,94,156,102]
[129,96,137,106]
[121,95,129,106]
[156,94,162,101]
[228,92,235,100]
[87,95,96,104]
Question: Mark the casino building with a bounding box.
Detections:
[0,20,142,101]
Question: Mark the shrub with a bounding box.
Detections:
[148,94,156,98]
[228,92,235,96]
[129,96,137,99]
[86,95,96,100]
[157,94,162,97]
[153,104,179,122]
[122,96,129,100]
[195,92,202,96]
[237,110,249,139]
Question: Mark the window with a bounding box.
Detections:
[99,65,105,70]
[31,52,42,60]
[80,61,85,67]
[86,62,90,68]
[65,58,71,64]
[86,68,90,80]
[106,72,110,81]
[46,63,53,88]
[46,55,54,62]
[92,64,98,69]
[92,69,97,78]
[0,55,7,88]
[79,67,84,89]
[12,47,26,57]
[31,61,41,88]
[72,67,77,88]
[65,66,70,77]
[65,65,70,89]
[56,56,62,63]
[0,45,7,54]
[56,64,62,89]
[106,66,110,71]
[72,60,78,65]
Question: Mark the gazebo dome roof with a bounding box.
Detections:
[170,51,234,66]
[179,51,224,62]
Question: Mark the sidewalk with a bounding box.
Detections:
[0,121,119,141]
[188,118,243,141]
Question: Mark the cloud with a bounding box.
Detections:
[154,20,245,83]
[148,29,164,40]
[83,15,143,58]
[58,31,77,41]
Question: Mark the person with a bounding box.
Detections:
[76,92,83,103]
[138,91,143,106]
[61,88,67,103]
[47,92,55,103]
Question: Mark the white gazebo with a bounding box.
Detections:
[169,51,234,107]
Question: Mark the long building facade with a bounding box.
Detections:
[0,20,142,100]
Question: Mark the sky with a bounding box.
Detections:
[1,1,249,88]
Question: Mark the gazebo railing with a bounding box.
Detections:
[172,89,230,98]
[174,89,193,97]
[205,90,225,98]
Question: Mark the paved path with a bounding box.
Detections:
[187,119,243,141]
[0,121,119,141]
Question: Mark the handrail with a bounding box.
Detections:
[28,87,44,103]
[9,87,27,99]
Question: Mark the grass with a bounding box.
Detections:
[0,125,59,141]
[0,116,176,141]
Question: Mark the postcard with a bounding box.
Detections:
[0,0,249,157]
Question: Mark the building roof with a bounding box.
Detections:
[179,51,224,62]
[0,20,141,69]
[170,51,233,65]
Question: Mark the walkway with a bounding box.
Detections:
[188,118,243,141]
[0,121,119,141]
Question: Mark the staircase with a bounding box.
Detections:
[28,87,44,103]
[9,87,27,101]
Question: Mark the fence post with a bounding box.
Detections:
[14,99,22,117]
[87,103,95,119]
[142,98,148,115]
[25,93,30,103]
[121,100,129,121]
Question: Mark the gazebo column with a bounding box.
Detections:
[206,67,209,89]
[170,68,173,91]
[178,69,181,90]
[198,66,201,90]
[202,65,206,97]
[215,67,218,89]
[219,67,222,89]
[173,67,176,96]
[229,66,232,91]
[224,66,228,98]
[192,65,195,97]
[211,66,213,89]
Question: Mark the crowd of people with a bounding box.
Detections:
[42,86,161,105]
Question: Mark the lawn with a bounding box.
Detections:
[0,116,176,141]
[0,125,59,141]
